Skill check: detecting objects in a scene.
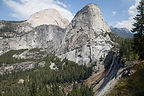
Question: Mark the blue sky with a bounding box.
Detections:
[0,0,141,29]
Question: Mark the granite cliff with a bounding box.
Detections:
[0,4,124,96]
[27,9,69,28]
[59,4,113,67]
[0,4,113,67]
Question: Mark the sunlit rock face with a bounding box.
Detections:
[0,4,113,67]
[59,4,113,66]
[27,9,69,28]
[0,25,65,55]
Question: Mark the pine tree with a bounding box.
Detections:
[132,0,144,35]
[131,0,144,59]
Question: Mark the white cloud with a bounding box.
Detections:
[2,0,73,21]
[128,0,140,16]
[115,0,140,30]
[56,0,67,8]
[112,11,117,15]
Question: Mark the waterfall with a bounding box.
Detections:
[95,51,124,96]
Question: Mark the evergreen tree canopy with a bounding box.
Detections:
[131,0,144,60]
[132,0,144,35]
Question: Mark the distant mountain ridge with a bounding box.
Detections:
[110,27,133,38]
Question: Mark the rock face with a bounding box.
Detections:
[0,62,36,75]
[27,9,69,28]
[13,49,47,59]
[0,20,32,38]
[96,51,124,96]
[0,4,113,67]
[59,4,113,66]
[9,25,65,50]
[85,51,125,96]
[0,25,65,55]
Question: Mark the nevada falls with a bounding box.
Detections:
[0,4,125,96]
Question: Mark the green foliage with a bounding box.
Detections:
[108,32,135,61]
[119,38,134,60]
[131,0,144,60]
[68,83,94,96]
[0,21,16,38]
[107,4,144,95]
[0,55,92,96]
[0,49,28,66]
[0,21,25,38]
[0,48,48,67]
[29,48,44,53]
[132,34,144,60]
[109,0,144,60]
[107,62,144,96]
[42,55,93,83]
[131,0,144,35]
[0,22,15,33]
[29,48,46,56]
[129,53,140,61]
[108,32,124,46]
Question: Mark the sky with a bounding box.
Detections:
[0,0,141,30]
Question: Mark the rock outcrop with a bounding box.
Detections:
[96,51,124,96]
[0,61,37,75]
[85,51,125,96]
[0,25,65,55]
[0,4,113,67]
[0,20,32,38]
[59,4,113,66]
[27,9,69,28]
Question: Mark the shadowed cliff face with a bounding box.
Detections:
[96,51,123,96]
[86,51,125,96]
